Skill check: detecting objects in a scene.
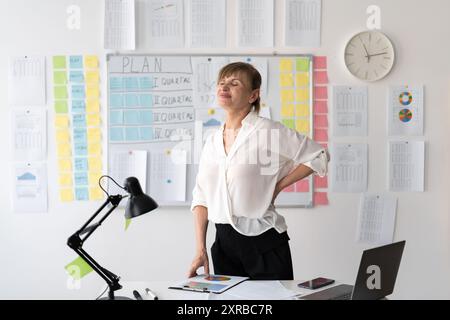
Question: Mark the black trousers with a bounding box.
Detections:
[211,224,294,280]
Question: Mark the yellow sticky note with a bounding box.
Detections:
[87,114,101,127]
[84,56,99,69]
[279,74,294,87]
[296,88,310,102]
[88,157,102,171]
[296,73,309,86]
[86,99,100,113]
[59,173,73,186]
[296,119,310,133]
[88,172,102,185]
[280,59,293,72]
[58,158,73,171]
[88,142,102,155]
[85,71,100,83]
[296,104,310,117]
[55,115,70,128]
[86,85,100,99]
[280,89,295,103]
[281,104,295,117]
[89,187,104,200]
[57,143,72,157]
[56,130,70,142]
[60,188,74,202]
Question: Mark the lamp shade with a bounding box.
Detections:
[123,177,158,219]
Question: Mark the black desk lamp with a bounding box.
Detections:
[67,175,158,300]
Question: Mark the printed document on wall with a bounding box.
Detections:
[109,150,147,196]
[104,0,136,50]
[188,0,226,48]
[388,141,424,192]
[147,0,184,48]
[332,86,368,136]
[237,0,274,47]
[284,0,321,47]
[356,193,397,245]
[8,56,46,106]
[12,109,47,161]
[330,143,368,192]
[12,163,47,213]
[388,85,424,136]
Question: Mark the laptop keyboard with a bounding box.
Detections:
[329,292,352,300]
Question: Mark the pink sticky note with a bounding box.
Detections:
[314,86,328,100]
[314,192,329,205]
[314,71,328,85]
[320,143,328,149]
[314,176,328,189]
[283,184,295,192]
[313,56,327,70]
[314,100,328,113]
[295,180,309,192]
[314,129,328,142]
[314,114,328,128]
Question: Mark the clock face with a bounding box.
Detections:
[344,31,395,81]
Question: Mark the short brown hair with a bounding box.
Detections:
[217,62,262,113]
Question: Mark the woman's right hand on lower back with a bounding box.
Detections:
[187,250,210,278]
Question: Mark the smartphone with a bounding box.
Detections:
[297,277,335,290]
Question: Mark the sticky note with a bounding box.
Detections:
[59,173,73,186]
[296,88,310,102]
[74,143,88,156]
[58,159,72,171]
[280,90,295,103]
[53,56,67,69]
[281,119,295,129]
[125,127,140,141]
[296,73,309,87]
[74,158,89,171]
[314,100,328,113]
[279,58,293,72]
[124,110,141,125]
[314,86,328,100]
[110,77,123,91]
[109,127,124,141]
[71,85,85,99]
[314,129,328,142]
[320,143,328,149]
[280,74,294,87]
[57,143,72,157]
[74,172,88,186]
[60,188,74,202]
[84,55,99,69]
[140,127,153,140]
[88,157,102,171]
[296,57,310,72]
[56,129,70,142]
[314,176,328,188]
[314,71,328,85]
[125,93,139,107]
[313,56,327,70]
[72,100,86,113]
[69,71,84,83]
[314,192,329,205]
[55,115,69,128]
[296,119,310,133]
[86,85,100,99]
[88,172,102,185]
[296,104,310,117]
[88,142,102,155]
[87,128,102,141]
[87,113,101,127]
[139,77,153,89]
[314,114,328,128]
[65,256,93,280]
[75,187,89,201]
[85,71,99,83]
[54,71,67,85]
[283,184,294,192]
[72,114,86,127]
[140,94,153,107]
[110,110,123,125]
[54,86,68,99]
[89,187,104,200]
[295,180,310,192]
[110,94,123,108]
[54,100,68,113]
[86,99,100,113]
[140,110,153,124]
[70,55,83,69]
[124,77,139,90]
[73,128,87,143]
[281,104,295,117]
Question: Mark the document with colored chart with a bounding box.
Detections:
[12,163,48,213]
[388,85,424,136]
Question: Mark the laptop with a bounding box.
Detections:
[301,240,406,300]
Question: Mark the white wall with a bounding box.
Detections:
[0,0,449,299]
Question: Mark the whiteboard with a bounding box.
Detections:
[107,54,315,207]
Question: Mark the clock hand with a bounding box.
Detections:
[366,52,388,58]
[362,44,370,63]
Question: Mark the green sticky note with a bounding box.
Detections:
[54,100,68,113]
[282,119,295,129]
[53,71,67,85]
[53,56,67,69]
[125,218,131,231]
[65,256,93,280]
[296,57,310,72]
[54,86,68,99]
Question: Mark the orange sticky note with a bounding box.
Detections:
[295,180,309,192]
[314,71,328,85]
[283,184,295,192]
[314,129,328,142]
[313,56,327,70]
[314,176,328,189]
[314,192,329,205]
[314,100,328,113]
[314,86,328,100]
[314,115,328,128]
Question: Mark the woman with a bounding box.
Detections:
[188,62,329,280]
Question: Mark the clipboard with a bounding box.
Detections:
[168,274,249,294]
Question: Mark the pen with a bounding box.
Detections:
[145,288,159,300]
[133,290,143,300]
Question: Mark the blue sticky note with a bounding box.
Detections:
[125,127,140,141]
[110,110,123,125]
[72,100,86,113]
[75,187,89,201]
[124,110,141,125]
[70,56,83,69]
[125,94,139,107]
[72,114,86,128]
[74,172,89,185]
[72,85,86,99]
[124,77,139,90]
[139,77,153,89]
[110,77,123,91]
[109,127,124,142]
[74,158,89,171]
[73,128,87,143]
[70,71,84,83]
[74,142,88,156]
[140,110,153,124]
[110,94,124,108]
[140,127,153,140]
[140,94,153,107]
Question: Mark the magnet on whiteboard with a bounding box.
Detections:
[208,108,215,115]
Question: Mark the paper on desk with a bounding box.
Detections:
[208,281,298,300]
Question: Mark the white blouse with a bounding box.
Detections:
[191,111,330,236]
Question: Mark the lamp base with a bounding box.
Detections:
[98,295,133,300]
